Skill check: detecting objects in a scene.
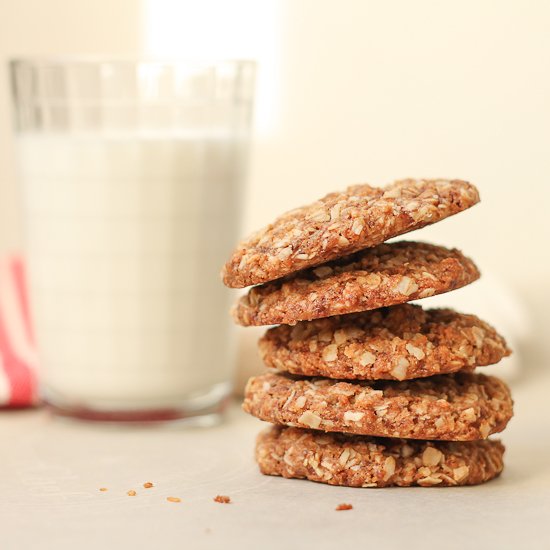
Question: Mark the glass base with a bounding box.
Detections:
[44,381,233,425]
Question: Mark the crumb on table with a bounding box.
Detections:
[336,503,353,511]
[214,495,231,504]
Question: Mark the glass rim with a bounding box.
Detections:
[9,56,256,69]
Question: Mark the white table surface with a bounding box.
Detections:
[1,369,549,550]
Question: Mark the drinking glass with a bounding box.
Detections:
[10,58,255,423]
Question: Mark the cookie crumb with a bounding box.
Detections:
[99,487,108,492]
[167,496,181,503]
[127,490,137,496]
[214,495,231,504]
[336,503,353,511]
[143,482,154,488]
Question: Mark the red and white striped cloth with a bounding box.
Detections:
[0,256,39,407]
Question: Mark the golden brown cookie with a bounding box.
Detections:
[256,426,504,487]
[243,372,513,441]
[234,241,480,326]
[222,179,479,288]
[259,304,510,380]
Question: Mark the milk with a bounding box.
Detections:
[17,133,245,412]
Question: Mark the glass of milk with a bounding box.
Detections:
[10,58,255,423]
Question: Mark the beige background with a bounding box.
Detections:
[1,0,549,363]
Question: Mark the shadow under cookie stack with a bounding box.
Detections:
[222,180,513,488]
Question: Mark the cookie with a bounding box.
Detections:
[243,372,513,441]
[256,426,504,487]
[222,179,479,288]
[259,304,510,381]
[234,241,480,326]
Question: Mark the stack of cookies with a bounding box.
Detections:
[222,179,513,488]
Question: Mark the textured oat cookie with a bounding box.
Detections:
[259,304,510,381]
[243,372,513,441]
[234,241,480,326]
[256,426,504,487]
[222,179,479,288]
